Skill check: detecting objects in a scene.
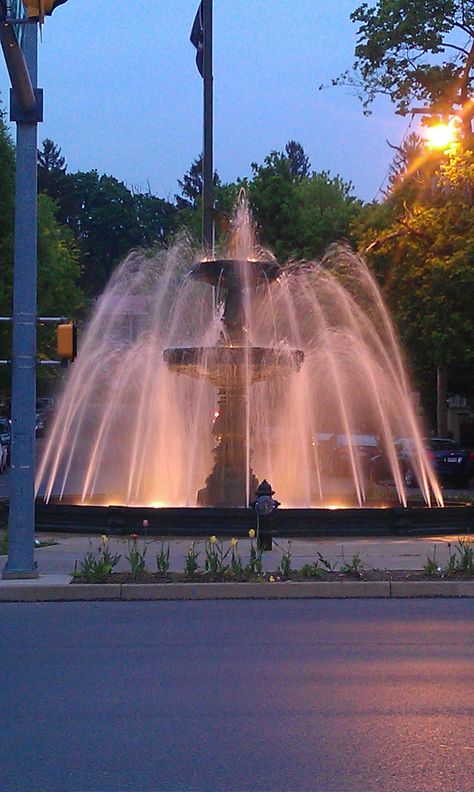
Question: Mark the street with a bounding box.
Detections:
[1,599,473,791]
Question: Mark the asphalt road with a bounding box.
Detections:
[1,599,473,792]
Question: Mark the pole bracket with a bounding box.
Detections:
[10,86,43,122]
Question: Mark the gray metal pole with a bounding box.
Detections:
[0,18,36,114]
[3,20,39,579]
[202,0,213,250]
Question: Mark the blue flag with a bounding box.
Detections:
[190,2,204,77]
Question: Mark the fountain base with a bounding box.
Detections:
[197,466,259,507]
[35,501,474,537]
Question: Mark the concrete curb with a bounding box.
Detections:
[2,579,474,601]
[390,580,474,597]
[120,581,389,600]
[0,583,121,602]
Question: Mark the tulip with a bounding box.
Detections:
[230,538,238,547]
[248,529,256,539]
[209,535,218,544]
[100,534,108,546]
[130,533,139,541]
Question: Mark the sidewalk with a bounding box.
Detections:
[2,531,474,600]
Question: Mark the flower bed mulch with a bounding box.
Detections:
[71,569,474,584]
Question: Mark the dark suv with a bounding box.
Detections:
[0,417,11,465]
[371,437,474,488]
[329,434,380,477]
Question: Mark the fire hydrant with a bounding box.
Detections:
[251,479,280,551]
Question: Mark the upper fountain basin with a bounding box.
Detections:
[163,345,304,385]
[189,259,281,287]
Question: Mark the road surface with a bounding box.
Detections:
[1,599,473,791]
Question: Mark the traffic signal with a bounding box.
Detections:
[56,321,77,363]
[22,0,68,21]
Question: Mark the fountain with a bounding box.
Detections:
[164,257,304,506]
[36,199,445,514]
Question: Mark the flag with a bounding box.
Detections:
[190,1,204,77]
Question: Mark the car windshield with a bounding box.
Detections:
[337,434,378,447]
[394,437,462,452]
[428,438,461,451]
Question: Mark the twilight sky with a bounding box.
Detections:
[1,0,418,202]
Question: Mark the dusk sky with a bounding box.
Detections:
[1,1,419,202]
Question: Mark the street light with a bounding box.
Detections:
[424,119,461,151]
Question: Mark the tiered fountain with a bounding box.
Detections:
[37,199,454,530]
[164,258,304,506]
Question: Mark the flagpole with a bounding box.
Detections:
[202,0,213,251]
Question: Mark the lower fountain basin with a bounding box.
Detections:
[163,346,304,385]
[35,501,474,537]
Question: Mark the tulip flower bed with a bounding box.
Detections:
[70,532,474,584]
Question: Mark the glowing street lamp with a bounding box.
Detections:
[424,119,461,151]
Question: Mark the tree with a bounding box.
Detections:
[0,107,15,404]
[176,156,203,210]
[38,162,178,297]
[355,144,474,428]
[285,140,311,179]
[335,0,474,134]
[0,112,86,397]
[295,172,362,258]
[37,137,68,204]
[248,151,299,260]
[176,154,220,210]
[0,107,14,316]
[133,192,178,249]
[175,155,239,244]
[249,148,361,261]
[36,194,84,317]
[36,195,86,388]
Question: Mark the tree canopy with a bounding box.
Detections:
[248,144,361,261]
[335,0,474,134]
[37,140,178,296]
[0,116,87,399]
[354,141,474,416]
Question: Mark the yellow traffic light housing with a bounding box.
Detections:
[56,321,77,363]
[22,0,68,21]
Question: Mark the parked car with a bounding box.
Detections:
[312,432,334,472]
[36,397,54,414]
[329,433,380,477]
[370,437,474,488]
[35,412,45,437]
[0,417,11,465]
[0,441,7,473]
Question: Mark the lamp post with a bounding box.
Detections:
[1,17,41,579]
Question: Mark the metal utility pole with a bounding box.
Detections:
[202,0,213,251]
[2,18,41,579]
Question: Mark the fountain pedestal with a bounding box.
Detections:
[164,259,304,507]
[197,386,258,507]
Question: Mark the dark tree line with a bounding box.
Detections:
[37,139,178,296]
